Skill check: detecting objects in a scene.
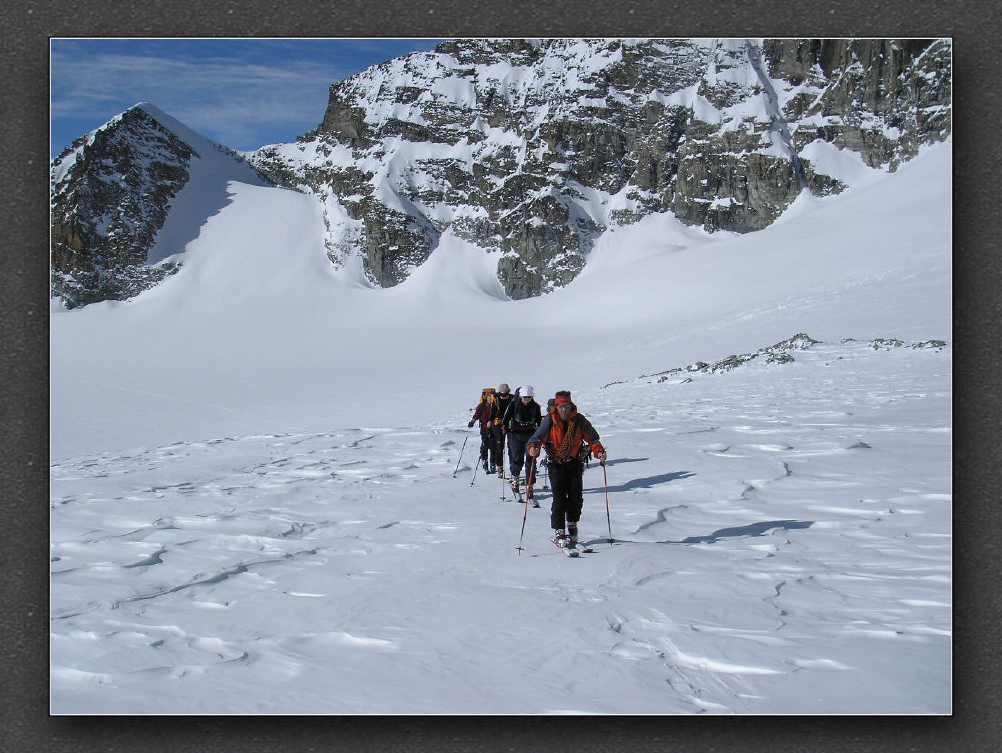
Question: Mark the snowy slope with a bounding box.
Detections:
[50,138,950,713]
[51,338,951,713]
[51,142,950,460]
[136,103,273,265]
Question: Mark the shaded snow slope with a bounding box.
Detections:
[137,103,272,265]
[51,143,949,460]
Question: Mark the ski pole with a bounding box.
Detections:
[515,464,531,556]
[470,446,481,487]
[602,461,613,547]
[526,455,537,501]
[499,430,506,480]
[452,434,470,478]
[499,448,507,502]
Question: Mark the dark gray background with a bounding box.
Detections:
[3,0,997,750]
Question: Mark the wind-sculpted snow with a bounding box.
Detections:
[51,341,950,713]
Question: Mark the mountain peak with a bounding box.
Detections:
[50,101,271,308]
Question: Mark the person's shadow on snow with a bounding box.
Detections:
[585,470,694,494]
[671,519,813,544]
[594,456,648,468]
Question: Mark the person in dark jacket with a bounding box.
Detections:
[503,385,542,498]
[527,393,606,547]
[492,383,514,479]
[468,387,498,473]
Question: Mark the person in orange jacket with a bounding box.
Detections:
[527,393,606,548]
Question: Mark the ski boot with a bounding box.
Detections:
[553,528,580,557]
[567,523,578,548]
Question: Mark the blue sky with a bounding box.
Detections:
[51,38,443,157]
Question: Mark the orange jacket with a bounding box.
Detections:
[529,404,604,462]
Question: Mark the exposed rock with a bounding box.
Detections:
[767,332,821,352]
[766,39,952,169]
[765,352,795,365]
[645,332,821,383]
[50,107,194,308]
[619,332,945,390]
[709,353,759,373]
[50,104,273,308]
[870,337,906,350]
[248,38,950,299]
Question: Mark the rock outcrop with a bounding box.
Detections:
[250,38,951,299]
[50,104,271,308]
[50,107,193,308]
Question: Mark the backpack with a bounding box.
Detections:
[507,398,540,434]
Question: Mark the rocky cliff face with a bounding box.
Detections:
[249,38,951,299]
[52,39,951,308]
[764,39,952,167]
[50,104,270,308]
[50,107,195,308]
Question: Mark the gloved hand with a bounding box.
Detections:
[467,420,474,428]
[591,442,607,464]
[527,442,540,458]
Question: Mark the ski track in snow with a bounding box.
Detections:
[50,343,951,713]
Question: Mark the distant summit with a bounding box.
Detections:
[50,103,270,308]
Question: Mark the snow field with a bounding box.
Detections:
[51,339,949,713]
[50,117,950,712]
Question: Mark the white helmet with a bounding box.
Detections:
[519,385,534,397]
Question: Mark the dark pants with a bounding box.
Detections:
[479,428,491,465]
[507,432,531,479]
[548,458,584,530]
[490,426,505,470]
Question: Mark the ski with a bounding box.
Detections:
[551,536,584,557]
